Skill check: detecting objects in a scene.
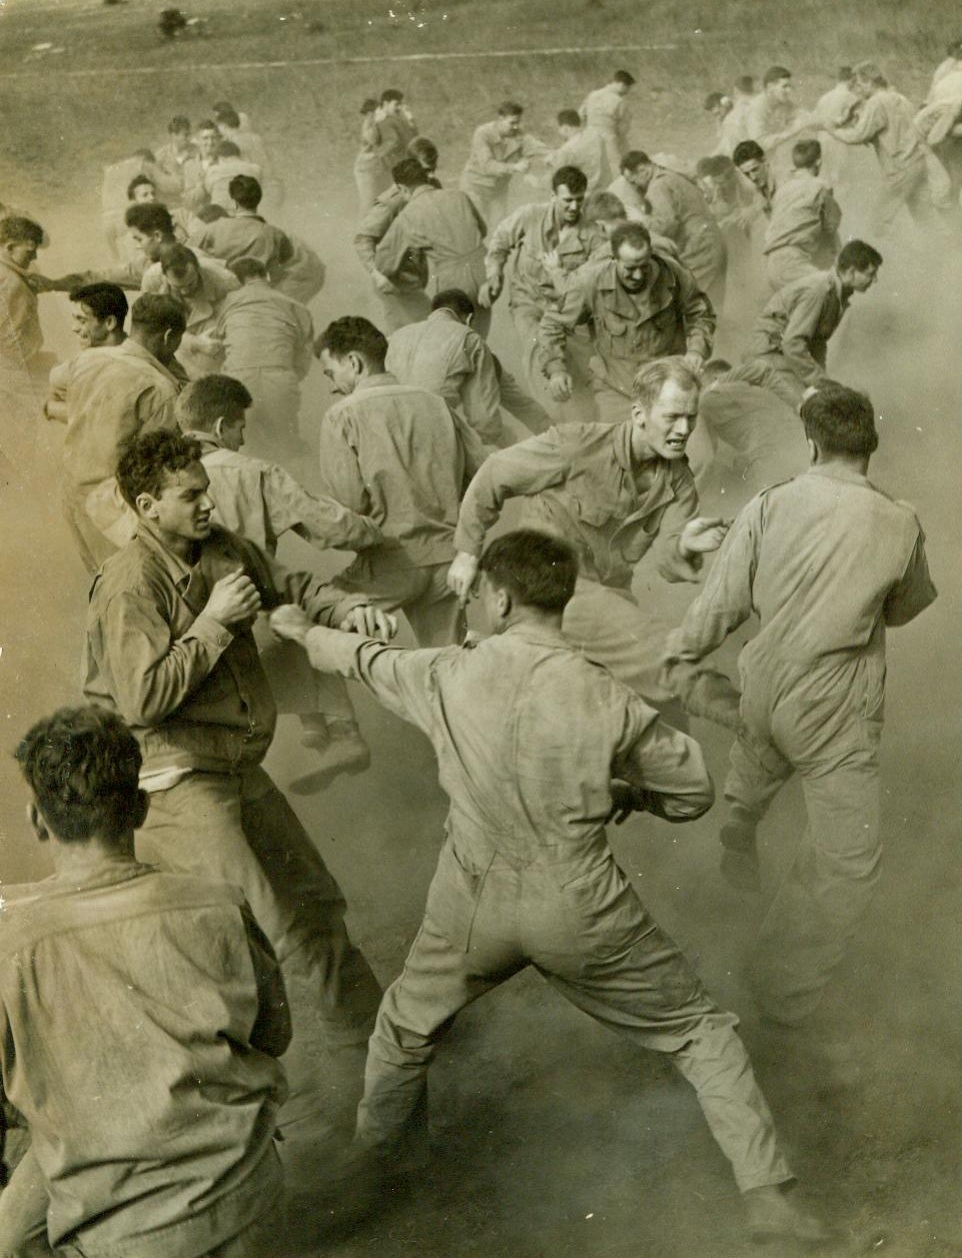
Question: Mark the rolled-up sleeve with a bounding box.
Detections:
[883,528,937,626]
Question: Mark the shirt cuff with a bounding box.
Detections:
[186,612,235,653]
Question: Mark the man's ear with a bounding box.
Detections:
[806,437,819,465]
[27,802,49,842]
[136,491,159,521]
[494,586,512,620]
[132,789,150,831]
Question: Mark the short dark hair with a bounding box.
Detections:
[195,203,229,223]
[157,243,199,277]
[478,530,578,612]
[230,256,268,282]
[213,104,241,129]
[583,190,626,223]
[620,149,651,173]
[69,283,128,326]
[125,202,175,236]
[837,239,883,271]
[792,139,822,169]
[552,165,588,195]
[408,136,438,168]
[703,92,726,111]
[392,157,430,189]
[176,374,252,431]
[0,216,43,246]
[315,315,388,369]
[837,65,854,82]
[168,114,191,134]
[197,118,220,134]
[762,65,792,86]
[701,357,733,384]
[732,139,765,166]
[497,100,524,118]
[117,428,203,508]
[129,293,187,336]
[216,140,241,158]
[610,220,652,255]
[613,70,636,87]
[853,60,887,88]
[15,706,143,845]
[696,155,735,178]
[800,381,878,457]
[126,173,156,201]
[734,75,755,94]
[381,88,404,104]
[228,174,262,209]
[211,100,238,117]
[556,108,582,128]
[431,288,475,319]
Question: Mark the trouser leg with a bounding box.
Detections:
[724,725,794,827]
[562,579,675,706]
[233,369,304,467]
[356,924,522,1154]
[537,899,793,1193]
[377,288,432,333]
[137,771,380,1134]
[750,728,882,1025]
[0,1148,53,1258]
[401,563,464,647]
[765,246,818,291]
[495,363,551,434]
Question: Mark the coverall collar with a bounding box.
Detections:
[500,619,569,650]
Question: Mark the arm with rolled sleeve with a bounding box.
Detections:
[883,526,938,626]
[454,428,571,555]
[613,698,715,822]
[303,628,441,732]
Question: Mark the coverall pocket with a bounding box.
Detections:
[423,841,492,952]
[558,857,646,959]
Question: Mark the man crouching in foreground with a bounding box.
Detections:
[0,706,289,1257]
[271,529,828,1243]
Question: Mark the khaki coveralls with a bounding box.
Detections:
[301,622,795,1196]
[663,466,937,1023]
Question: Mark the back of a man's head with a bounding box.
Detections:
[315,315,388,369]
[117,428,202,510]
[792,139,822,170]
[129,293,187,345]
[613,70,636,88]
[408,136,439,168]
[176,374,252,432]
[497,101,524,119]
[732,140,765,167]
[15,706,142,845]
[620,150,651,174]
[213,104,241,129]
[125,201,175,237]
[556,109,582,129]
[157,243,198,278]
[800,381,879,459]
[762,65,792,88]
[431,288,475,321]
[479,530,578,614]
[583,190,626,224]
[230,257,269,284]
[228,174,262,210]
[392,157,430,189]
